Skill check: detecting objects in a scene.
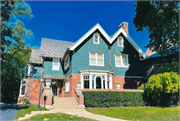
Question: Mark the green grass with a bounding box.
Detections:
[86,106,180,121]
[14,104,48,120]
[24,113,96,121]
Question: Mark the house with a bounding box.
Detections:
[142,45,179,81]
[17,22,146,108]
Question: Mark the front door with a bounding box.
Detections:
[52,80,58,96]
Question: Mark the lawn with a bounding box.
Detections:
[14,104,48,120]
[24,113,96,121]
[86,106,180,121]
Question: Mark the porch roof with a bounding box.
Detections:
[43,75,65,80]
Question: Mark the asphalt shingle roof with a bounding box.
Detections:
[29,49,42,63]
[39,38,74,58]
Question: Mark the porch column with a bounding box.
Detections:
[89,73,92,89]
[105,75,108,89]
[94,78,96,89]
[81,74,84,89]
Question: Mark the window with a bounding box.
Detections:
[115,54,129,67]
[118,37,124,47]
[89,52,104,66]
[83,75,89,89]
[66,79,69,92]
[28,65,33,76]
[52,58,59,70]
[93,34,100,44]
[64,56,70,70]
[19,79,26,96]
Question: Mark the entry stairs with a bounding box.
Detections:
[53,97,79,109]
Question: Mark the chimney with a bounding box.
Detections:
[119,22,128,34]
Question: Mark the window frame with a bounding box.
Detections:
[66,79,70,92]
[52,58,60,70]
[115,54,129,68]
[117,37,124,47]
[93,34,100,44]
[89,51,104,66]
[64,56,70,70]
[19,79,26,97]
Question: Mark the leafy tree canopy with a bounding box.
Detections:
[133,1,179,57]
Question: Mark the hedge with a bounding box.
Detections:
[82,91,145,107]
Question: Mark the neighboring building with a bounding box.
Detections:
[142,45,179,81]
[17,22,146,107]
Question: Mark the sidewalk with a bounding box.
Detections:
[18,109,127,121]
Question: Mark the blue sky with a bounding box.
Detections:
[22,1,149,53]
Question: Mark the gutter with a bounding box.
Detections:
[108,46,115,89]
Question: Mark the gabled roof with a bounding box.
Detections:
[29,49,42,64]
[39,38,74,58]
[69,23,146,57]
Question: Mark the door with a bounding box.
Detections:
[52,80,58,96]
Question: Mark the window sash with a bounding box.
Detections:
[53,58,59,70]
[93,34,99,44]
[89,52,104,66]
[115,54,128,67]
[64,56,70,70]
[118,38,123,47]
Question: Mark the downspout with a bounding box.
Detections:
[108,46,115,89]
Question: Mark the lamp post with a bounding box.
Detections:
[38,77,43,110]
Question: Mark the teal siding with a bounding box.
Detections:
[43,58,64,76]
[33,66,42,76]
[111,34,143,76]
[71,31,112,75]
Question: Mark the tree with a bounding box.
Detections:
[1,0,35,103]
[133,1,179,57]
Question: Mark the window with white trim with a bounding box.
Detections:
[52,58,60,70]
[66,79,69,92]
[89,51,104,66]
[28,65,33,76]
[118,37,124,47]
[83,75,89,89]
[20,79,26,96]
[64,56,70,70]
[93,34,100,44]
[115,54,129,67]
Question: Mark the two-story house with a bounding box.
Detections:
[18,22,146,107]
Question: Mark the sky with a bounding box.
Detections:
[22,1,149,53]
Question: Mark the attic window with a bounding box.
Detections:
[64,56,70,70]
[93,34,100,44]
[52,58,60,70]
[118,37,124,47]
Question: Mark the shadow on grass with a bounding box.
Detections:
[0,104,29,110]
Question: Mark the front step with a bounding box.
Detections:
[53,97,79,109]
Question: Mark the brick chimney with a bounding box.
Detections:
[119,22,128,34]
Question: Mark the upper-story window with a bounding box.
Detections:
[118,37,124,47]
[89,51,104,66]
[28,64,33,76]
[93,33,100,44]
[64,56,70,70]
[115,54,129,67]
[52,58,60,70]
[19,79,26,96]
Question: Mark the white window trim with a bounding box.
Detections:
[19,79,26,97]
[66,79,70,92]
[118,37,124,47]
[89,51,104,67]
[115,54,129,68]
[52,58,60,70]
[64,56,70,70]
[93,34,100,44]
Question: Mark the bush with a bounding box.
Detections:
[161,62,179,74]
[137,84,146,90]
[22,98,30,104]
[144,72,180,106]
[82,91,145,107]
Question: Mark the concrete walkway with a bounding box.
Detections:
[18,109,127,121]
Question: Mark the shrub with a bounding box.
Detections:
[82,91,145,107]
[137,84,146,90]
[144,72,180,106]
[160,62,179,74]
[22,98,30,104]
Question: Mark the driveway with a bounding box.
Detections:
[0,103,24,121]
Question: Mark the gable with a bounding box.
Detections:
[69,23,146,58]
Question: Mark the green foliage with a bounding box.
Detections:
[144,72,180,106]
[22,98,30,104]
[133,1,179,56]
[161,62,179,74]
[82,91,145,108]
[137,84,145,90]
[1,0,36,103]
